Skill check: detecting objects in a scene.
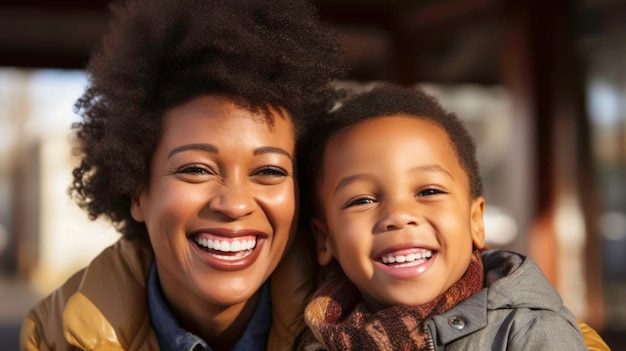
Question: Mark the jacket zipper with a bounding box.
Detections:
[423,323,436,351]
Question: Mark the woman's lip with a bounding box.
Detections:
[189,235,266,272]
[187,227,269,272]
[188,227,268,238]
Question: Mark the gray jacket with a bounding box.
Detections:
[426,250,587,351]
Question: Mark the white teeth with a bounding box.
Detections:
[220,241,230,252]
[195,238,257,253]
[381,250,433,265]
[231,241,241,251]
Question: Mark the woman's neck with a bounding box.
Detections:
[161,281,260,351]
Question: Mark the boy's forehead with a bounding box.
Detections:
[323,115,458,170]
[328,113,446,147]
[317,114,472,192]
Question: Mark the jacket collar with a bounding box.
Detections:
[63,238,157,350]
[482,249,564,311]
[428,289,488,345]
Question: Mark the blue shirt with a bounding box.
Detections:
[147,264,272,351]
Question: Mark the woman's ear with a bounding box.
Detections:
[311,217,333,266]
[130,189,146,223]
[470,196,486,249]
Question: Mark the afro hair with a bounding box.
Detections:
[298,83,483,221]
[70,0,345,240]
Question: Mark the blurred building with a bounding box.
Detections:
[0,69,119,293]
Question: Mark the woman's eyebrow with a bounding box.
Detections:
[254,146,293,161]
[168,143,218,158]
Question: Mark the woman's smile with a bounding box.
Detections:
[131,94,296,310]
[189,228,267,271]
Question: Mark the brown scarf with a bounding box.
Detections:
[299,250,484,351]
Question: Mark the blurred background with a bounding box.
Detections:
[1,0,625,349]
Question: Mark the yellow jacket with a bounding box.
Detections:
[20,238,158,350]
[19,237,310,350]
[19,237,610,351]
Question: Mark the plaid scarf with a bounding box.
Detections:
[299,250,484,351]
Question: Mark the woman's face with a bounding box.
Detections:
[131,94,296,310]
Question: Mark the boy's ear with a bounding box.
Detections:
[130,188,146,223]
[470,196,486,249]
[311,217,333,266]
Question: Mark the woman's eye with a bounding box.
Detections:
[417,188,445,197]
[177,165,214,176]
[344,197,375,208]
[251,166,290,185]
[253,166,288,177]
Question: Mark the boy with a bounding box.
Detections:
[296,83,588,350]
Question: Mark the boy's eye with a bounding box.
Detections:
[417,188,445,197]
[344,197,376,208]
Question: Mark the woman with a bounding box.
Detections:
[20,0,343,350]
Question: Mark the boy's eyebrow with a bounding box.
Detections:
[333,164,454,195]
[334,174,375,196]
[412,164,454,179]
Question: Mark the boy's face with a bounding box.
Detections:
[313,115,485,307]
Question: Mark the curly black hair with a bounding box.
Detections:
[299,83,483,220]
[70,0,345,240]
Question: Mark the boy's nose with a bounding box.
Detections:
[378,199,420,231]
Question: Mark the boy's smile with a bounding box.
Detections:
[313,114,485,307]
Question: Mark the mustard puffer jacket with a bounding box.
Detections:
[19,237,610,351]
[19,237,312,350]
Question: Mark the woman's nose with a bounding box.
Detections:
[207,182,256,219]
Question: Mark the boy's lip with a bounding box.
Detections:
[372,242,437,261]
[377,248,434,264]
[373,249,437,279]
